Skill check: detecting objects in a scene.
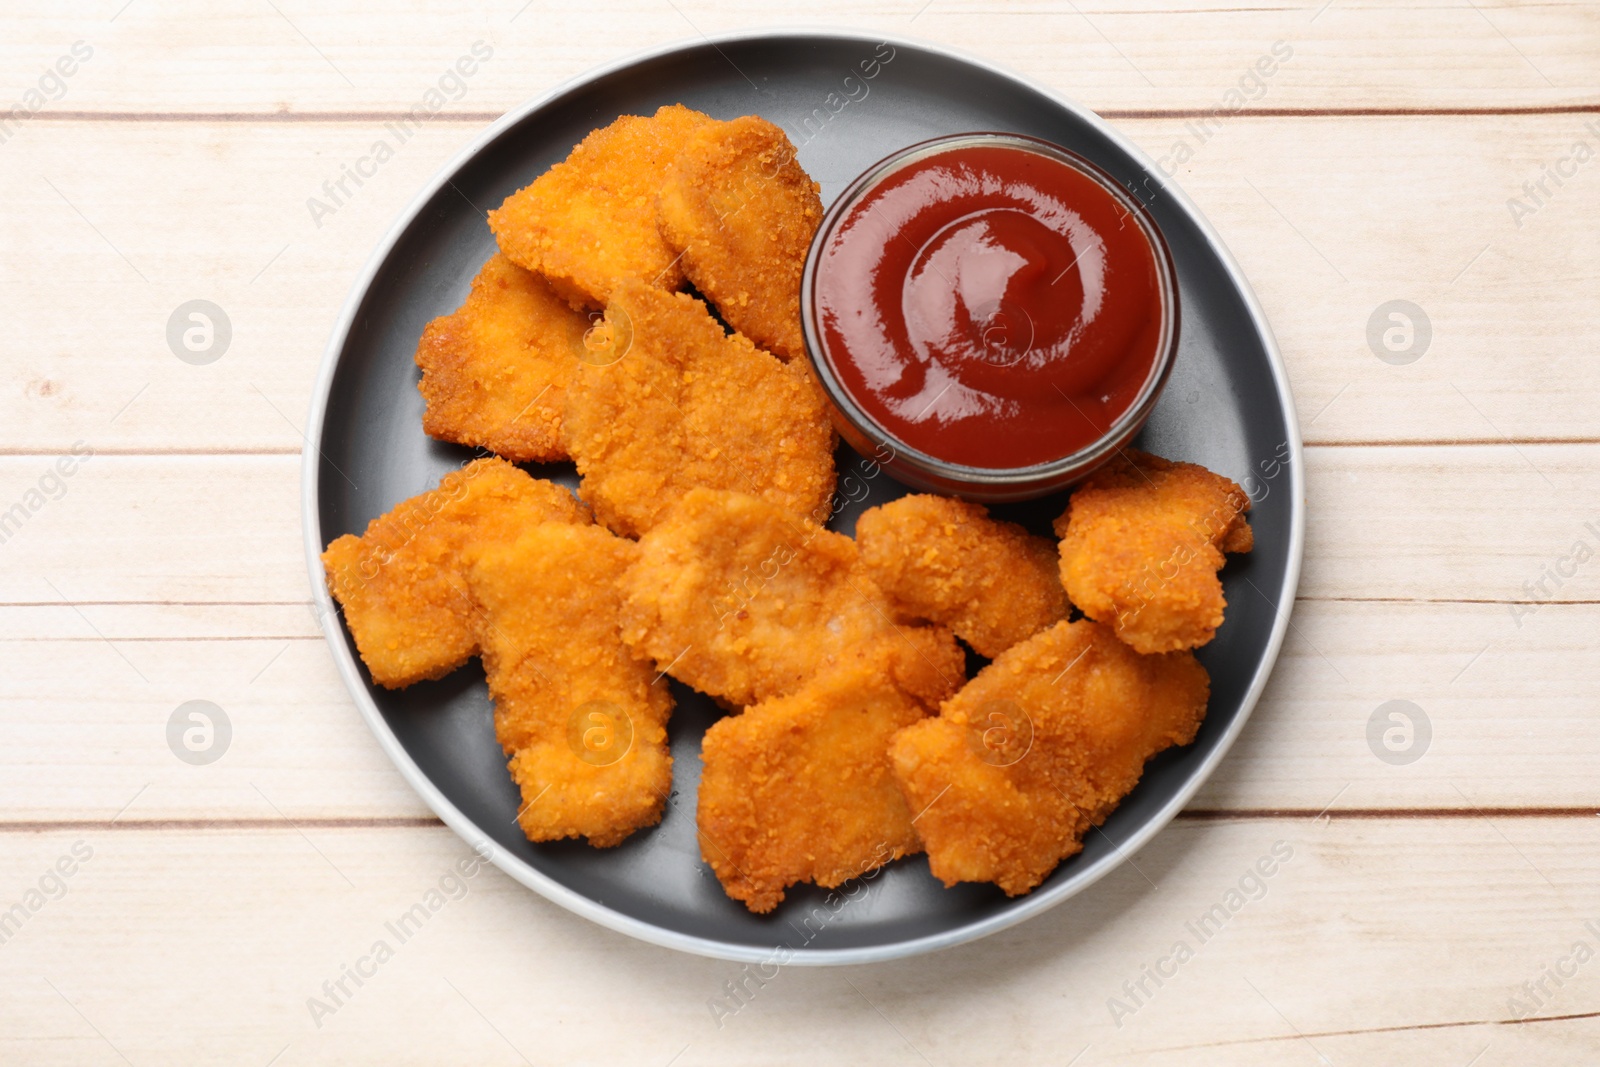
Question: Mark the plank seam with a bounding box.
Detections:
[1181,807,1600,820]
[7,439,1599,457]
[25,104,1600,124]
[1311,437,1600,448]
[1149,1006,1600,1055]
[0,635,323,643]
[2,809,1593,832]
[2,596,1589,610]
[0,448,302,457]
[0,817,443,832]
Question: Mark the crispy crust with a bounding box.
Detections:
[890,619,1209,895]
[320,458,590,688]
[415,254,592,462]
[488,104,716,308]
[856,494,1071,658]
[697,666,926,913]
[656,116,823,361]
[563,281,836,537]
[323,109,1257,876]
[619,488,965,709]
[465,524,673,848]
[1054,449,1253,654]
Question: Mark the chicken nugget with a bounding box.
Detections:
[698,666,925,913]
[414,253,593,462]
[465,524,673,848]
[890,619,1208,895]
[564,281,835,537]
[620,488,964,709]
[857,495,1070,658]
[321,458,590,688]
[488,104,716,308]
[657,115,823,361]
[1054,449,1253,654]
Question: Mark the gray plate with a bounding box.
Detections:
[302,29,1304,964]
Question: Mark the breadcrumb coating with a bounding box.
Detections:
[1055,449,1253,653]
[564,281,835,537]
[657,115,823,361]
[321,458,590,688]
[857,494,1070,658]
[489,104,716,308]
[620,488,965,709]
[465,524,673,848]
[321,107,1248,879]
[698,666,925,912]
[890,619,1208,895]
[414,254,592,462]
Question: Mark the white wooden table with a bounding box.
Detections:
[3,2,1597,1063]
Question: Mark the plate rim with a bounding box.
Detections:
[300,25,1306,966]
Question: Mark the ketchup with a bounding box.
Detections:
[812,141,1166,469]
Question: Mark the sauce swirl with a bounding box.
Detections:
[812,141,1167,469]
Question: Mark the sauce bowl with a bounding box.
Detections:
[801,132,1180,501]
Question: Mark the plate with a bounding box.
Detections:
[303,29,1303,964]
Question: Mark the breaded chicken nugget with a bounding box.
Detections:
[488,104,716,308]
[414,254,593,462]
[857,495,1070,658]
[321,458,589,688]
[698,666,925,912]
[657,116,822,361]
[564,281,835,537]
[890,619,1208,895]
[620,488,964,709]
[465,524,673,848]
[1055,449,1253,654]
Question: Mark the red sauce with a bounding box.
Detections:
[812,142,1167,469]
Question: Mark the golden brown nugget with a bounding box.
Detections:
[488,104,716,308]
[698,666,926,913]
[890,620,1208,896]
[657,115,823,361]
[414,254,592,462]
[1054,449,1253,654]
[465,524,673,848]
[564,281,835,537]
[620,488,965,709]
[856,495,1070,658]
[321,458,590,688]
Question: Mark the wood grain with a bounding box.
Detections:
[0,818,1595,1064]
[5,114,1597,452]
[3,3,1597,1060]
[0,591,1593,818]
[2,0,1596,116]
[1,445,1596,608]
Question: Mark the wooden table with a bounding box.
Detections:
[3,2,1596,1063]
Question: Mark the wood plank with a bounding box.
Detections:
[3,0,1595,117]
[1,594,1594,818]
[0,634,433,822]
[1300,443,1600,605]
[4,447,1594,813]
[0,456,308,605]
[0,818,1594,1063]
[1189,599,1600,811]
[7,1,1592,1051]
[2,445,1597,607]
[1168,114,1600,449]
[0,122,471,457]
[4,114,1597,451]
